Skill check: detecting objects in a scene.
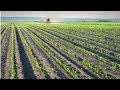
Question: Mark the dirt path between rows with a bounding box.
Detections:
[15,28,37,79]
[1,29,11,79]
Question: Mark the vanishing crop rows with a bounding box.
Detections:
[1,22,120,79]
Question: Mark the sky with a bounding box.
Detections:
[1,11,120,19]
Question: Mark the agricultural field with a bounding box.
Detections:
[1,22,120,79]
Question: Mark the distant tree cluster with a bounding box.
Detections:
[98,19,112,22]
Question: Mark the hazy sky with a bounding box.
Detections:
[1,11,120,18]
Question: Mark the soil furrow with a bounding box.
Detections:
[15,27,37,79]
[1,29,11,79]
[14,27,24,79]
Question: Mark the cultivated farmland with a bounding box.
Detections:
[1,22,120,79]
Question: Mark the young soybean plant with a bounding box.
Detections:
[10,24,17,79]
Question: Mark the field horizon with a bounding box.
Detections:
[1,17,120,22]
[1,21,120,79]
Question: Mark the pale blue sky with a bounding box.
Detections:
[1,11,120,18]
